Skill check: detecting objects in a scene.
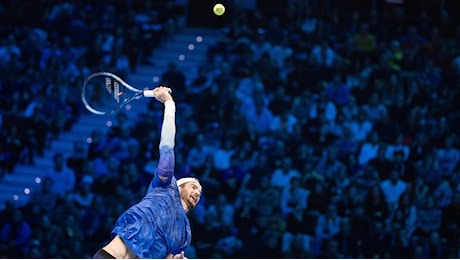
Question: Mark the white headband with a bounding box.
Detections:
[177,177,202,192]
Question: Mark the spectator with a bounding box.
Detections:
[367,145,393,180]
[213,138,236,171]
[279,176,309,217]
[282,202,314,255]
[68,176,95,208]
[380,167,408,212]
[0,208,32,258]
[243,90,275,136]
[160,61,187,101]
[364,184,389,222]
[361,92,388,124]
[417,151,444,189]
[434,135,460,177]
[364,220,391,258]
[313,203,342,256]
[414,195,443,238]
[28,176,58,213]
[393,192,418,236]
[270,157,300,193]
[45,152,76,199]
[345,108,373,143]
[326,71,351,107]
[66,140,87,186]
[358,130,381,166]
[309,39,338,69]
[421,231,446,258]
[333,217,365,258]
[407,175,430,207]
[353,23,377,61]
[433,178,455,209]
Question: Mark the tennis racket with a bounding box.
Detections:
[81,72,158,115]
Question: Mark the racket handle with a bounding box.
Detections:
[143,90,155,97]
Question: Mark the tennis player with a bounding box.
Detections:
[93,86,202,259]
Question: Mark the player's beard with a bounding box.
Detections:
[180,189,195,210]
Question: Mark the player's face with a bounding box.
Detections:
[180,182,202,210]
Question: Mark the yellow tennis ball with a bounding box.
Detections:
[213,3,225,16]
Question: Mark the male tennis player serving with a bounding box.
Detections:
[93,86,202,259]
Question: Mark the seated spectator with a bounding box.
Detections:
[45,152,76,199]
[374,110,400,144]
[194,204,233,258]
[0,208,32,258]
[241,230,284,258]
[441,191,460,244]
[67,175,95,208]
[415,152,444,189]
[28,176,58,213]
[326,72,351,107]
[432,178,455,209]
[393,192,418,236]
[213,138,236,171]
[364,221,391,258]
[385,134,410,162]
[368,145,393,180]
[345,108,373,143]
[315,145,346,180]
[309,39,338,69]
[380,167,408,212]
[270,157,300,192]
[357,130,381,166]
[242,91,275,136]
[331,164,352,198]
[66,140,87,186]
[353,23,377,60]
[391,148,417,183]
[363,184,390,222]
[414,195,443,238]
[408,131,431,163]
[333,217,366,258]
[434,135,459,177]
[185,134,216,172]
[421,231,447,258]
[280,176,309,217]
[361,92,388,125]
[282,202,314,254]
[382,40,404,71]
[406,175,430,207]
[269,108,299,136]
[313,203,342,256]
[331,125,360,161]
[307,180,332,216]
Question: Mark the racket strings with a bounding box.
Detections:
[103,77,122,103]
[82,72,145,115]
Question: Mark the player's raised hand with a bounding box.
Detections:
[153,86,173,103]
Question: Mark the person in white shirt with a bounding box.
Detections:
[358,131,381,166]
[380,168,408,212]
[345,109,373,143]
[270,157,300,192]
[309,39,338,68]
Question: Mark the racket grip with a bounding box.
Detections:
[143,90,155,97]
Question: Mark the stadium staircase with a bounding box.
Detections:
[0,25,221,210]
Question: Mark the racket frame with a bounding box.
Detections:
[81,72,155,115]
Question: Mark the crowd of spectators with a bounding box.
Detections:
[1,0,460,258]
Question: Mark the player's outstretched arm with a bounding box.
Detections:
[155,86,175,182]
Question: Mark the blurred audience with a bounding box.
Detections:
[1,0,460,258]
